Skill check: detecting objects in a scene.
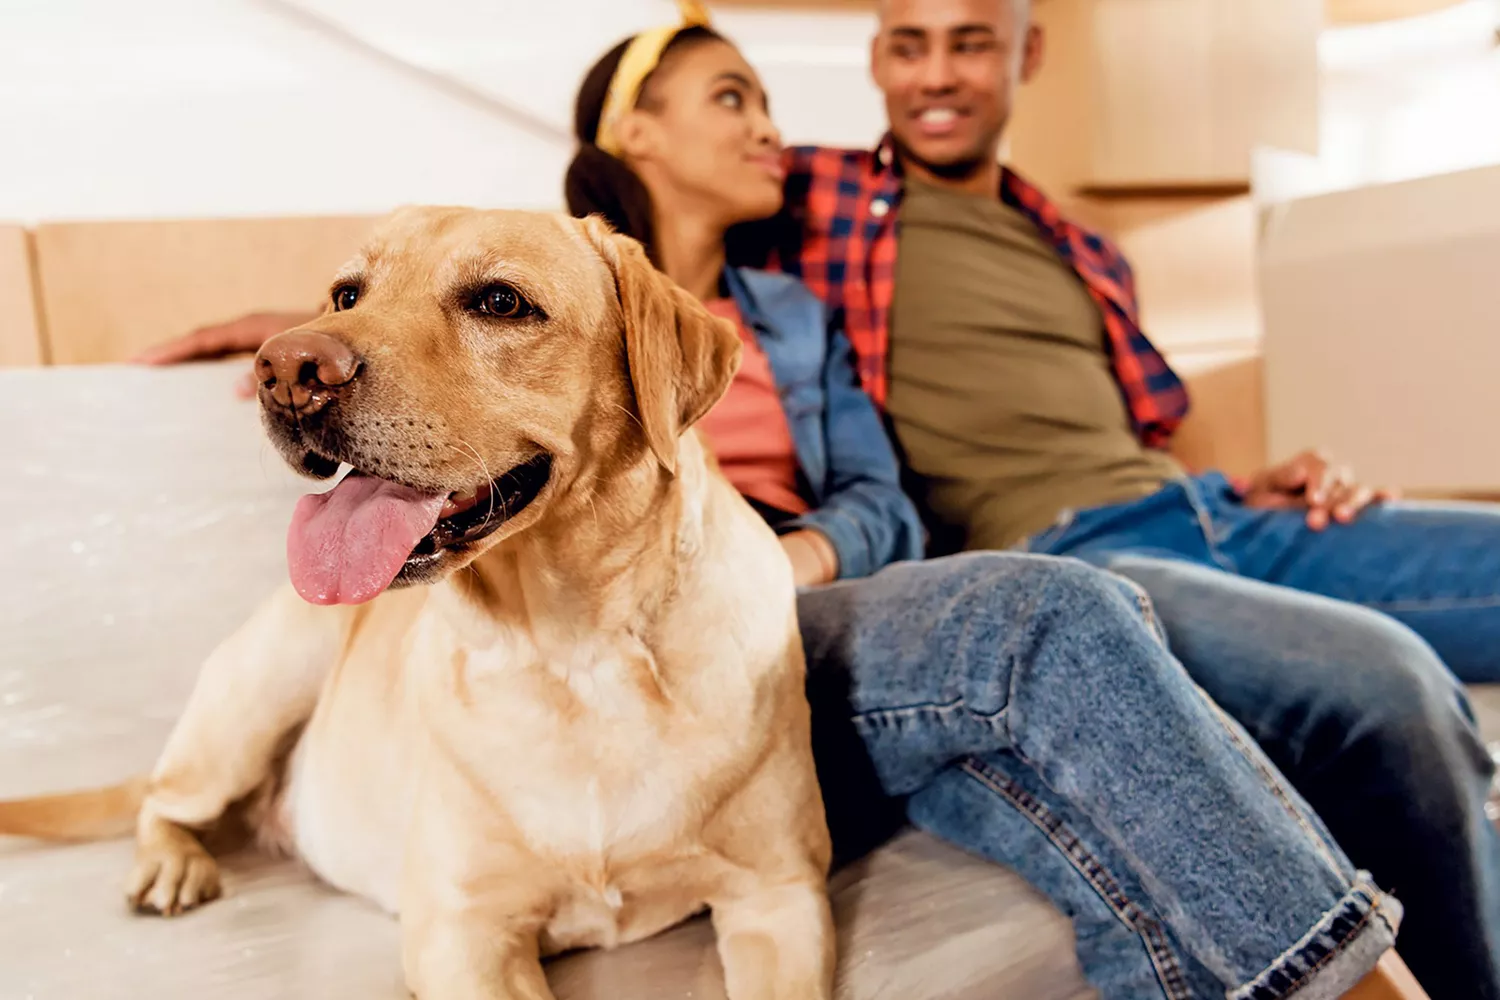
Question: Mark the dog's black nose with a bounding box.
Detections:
[255,331,362,414]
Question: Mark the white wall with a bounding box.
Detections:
[0,0,884,223]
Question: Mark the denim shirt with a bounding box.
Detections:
[723,266,925,580]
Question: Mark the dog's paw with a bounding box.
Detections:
[125,832,222,917]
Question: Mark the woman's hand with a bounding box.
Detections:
[780,529,839,588]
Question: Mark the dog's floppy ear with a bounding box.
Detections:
[583,217,742,474]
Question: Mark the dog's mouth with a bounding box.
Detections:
[285,452,553,606]
[406,453,553,561]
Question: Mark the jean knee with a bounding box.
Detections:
[1023,555,1165,644]
[960,552,1168,665]
[964,551,1144,606]
[1332,612,1488,771]
[1353,618,1462,715]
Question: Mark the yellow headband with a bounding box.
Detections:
[595,0,712,158]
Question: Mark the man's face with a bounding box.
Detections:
[872,0,1041,181]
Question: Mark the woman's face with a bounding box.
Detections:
[624,38,785,226]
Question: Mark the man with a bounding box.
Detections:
[764,1,1500,997]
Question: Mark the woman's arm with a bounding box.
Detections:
[783,322,925,582]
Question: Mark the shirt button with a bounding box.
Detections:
[870,199,890,218]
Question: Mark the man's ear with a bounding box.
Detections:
[869,33,886,92]
[1020,23,1045,84]
[581,216,742,474]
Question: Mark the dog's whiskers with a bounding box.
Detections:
[454,438,497,529]
[576,482,602,536]
[608,402,644,434]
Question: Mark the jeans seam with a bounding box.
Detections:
[1196,694,1350,882]
[957,756,1194,1000]
[1177,474,1238,573]
[851,696,1007,728]
[1108,572,1171,649]
[1363,595,1500,612]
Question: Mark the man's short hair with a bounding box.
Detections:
[876,0,1032,26]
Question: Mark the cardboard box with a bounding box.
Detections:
[1060,193,1266,476]
[1007,0,1322,194]
[32,215,378,365]
[0,224,43,366]
[1259,163,1500,493]
[1326,0,1470,24]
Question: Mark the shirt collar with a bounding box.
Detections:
[870,132,1016,199]
[721,266,771,334]
[873,133,900,177]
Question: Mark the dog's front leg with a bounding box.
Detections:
[712,878,835,1000]
[402,912,554,1000]
[400,762,558,1000]
[127,584,354,915]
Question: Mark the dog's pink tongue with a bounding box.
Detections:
[286,474,447,605]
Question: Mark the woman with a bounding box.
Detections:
[558,10,1402,1000]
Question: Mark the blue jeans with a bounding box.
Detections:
[797,552,1399,1000]
[1024,471,1500,999]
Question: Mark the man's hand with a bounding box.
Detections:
[1239,449,1398,530]
[131,311,318,398]
[780,529,839,588]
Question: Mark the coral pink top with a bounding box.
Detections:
[696,297,809,516]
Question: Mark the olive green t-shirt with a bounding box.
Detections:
[887,179,1181,552]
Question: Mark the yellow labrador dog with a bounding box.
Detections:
[0,207,835,1000]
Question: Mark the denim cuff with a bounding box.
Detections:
[1230,872,1402,1000]
[786,507,866,580]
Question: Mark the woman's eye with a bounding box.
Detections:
[332,284,359,311]
[716,89,744,111]
[471,283,534,319]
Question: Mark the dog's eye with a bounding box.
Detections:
[332,284,359,311]
[470,283,534,320]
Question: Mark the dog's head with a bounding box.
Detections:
[257,207,741,606]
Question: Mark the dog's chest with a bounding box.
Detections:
[513,763,719,954]
[539,858,709,954]
[459,631,753,853]
[428,609,780,951]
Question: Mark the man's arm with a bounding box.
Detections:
[755,146,821,279]
[131,310,318,365]
[1237,449,1398,530]
[131,310,319,398]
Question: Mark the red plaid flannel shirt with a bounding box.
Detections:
[774,137,1190,449]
